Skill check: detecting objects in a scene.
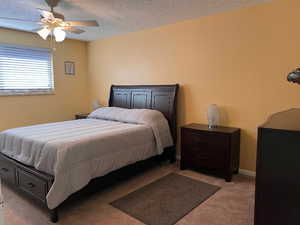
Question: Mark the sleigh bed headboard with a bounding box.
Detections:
[109,84,179,143]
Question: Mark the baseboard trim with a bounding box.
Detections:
[176,155,256,177]
[239,169,256,177]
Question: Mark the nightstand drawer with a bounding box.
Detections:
[183,128,229,142]
[181,131,228,168]
[188,152,226,169]
[182,129,229,153]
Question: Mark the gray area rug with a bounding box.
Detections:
[111,173,220,225]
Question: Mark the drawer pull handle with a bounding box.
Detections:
[1,168,8,172]
[27,182,35,188]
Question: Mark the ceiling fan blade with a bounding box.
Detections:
[41,10,54,20]
[31,27,45,32]
[63,27,85,34]
[36,7,48,12]
[0,17,38,23]
[37,8,54,19]
[37,8,64,20]
[53,12,64,20]
[65,20,99,27]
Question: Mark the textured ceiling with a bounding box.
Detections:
[0,0,272,41]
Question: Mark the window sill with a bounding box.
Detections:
[0,91,55,97]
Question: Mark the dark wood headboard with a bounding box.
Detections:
[109,84,179,143]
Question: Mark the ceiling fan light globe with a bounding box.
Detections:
[37,27,50,40]
[53,27,66,42]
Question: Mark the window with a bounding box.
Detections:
[0,43,54,96]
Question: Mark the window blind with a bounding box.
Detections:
[0,43,54,96]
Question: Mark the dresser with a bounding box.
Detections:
[255,109,300,225]
[180,124,240,182]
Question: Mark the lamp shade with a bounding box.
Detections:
[207,104,220,129]
[37,27,50,40]
[53,28,66,42]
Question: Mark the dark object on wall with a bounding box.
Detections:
[75,113,89,119]
[287,68,300,84]
[255,108,300,225]
[0,84,179,223]
[180,123,240,182]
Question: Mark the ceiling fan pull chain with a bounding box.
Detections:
[53,37,56,51]
[50,33,56,51]
[50,33,52,49]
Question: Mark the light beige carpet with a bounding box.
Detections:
[2,162,255,225]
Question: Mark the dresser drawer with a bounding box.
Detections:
[17,169,48,202]
[0,157,16,184]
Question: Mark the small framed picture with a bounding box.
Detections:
[64,61,75,75]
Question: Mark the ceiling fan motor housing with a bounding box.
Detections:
[46,0,60,8]
[44,0,65,20]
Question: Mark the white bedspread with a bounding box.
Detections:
[0,119,165,209]
[88,107,174,154]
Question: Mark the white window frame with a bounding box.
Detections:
[0,43,54,96]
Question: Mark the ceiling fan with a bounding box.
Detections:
[0,0,99,42]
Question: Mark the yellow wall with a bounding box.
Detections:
[87,0,300,171]
[0,28,90,131]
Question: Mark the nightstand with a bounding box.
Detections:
[180,123,240,182]
[75,113,90,120]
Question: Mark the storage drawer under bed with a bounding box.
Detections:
[17,169,49,203]
[0,153,54,204]
[0,156,16,184]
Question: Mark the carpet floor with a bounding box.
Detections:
[1,162,255,225]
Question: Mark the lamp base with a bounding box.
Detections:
[208,125,218,129]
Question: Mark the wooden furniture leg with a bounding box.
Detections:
[49,208,58,223]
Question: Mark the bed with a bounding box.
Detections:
[0,84,179,223]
